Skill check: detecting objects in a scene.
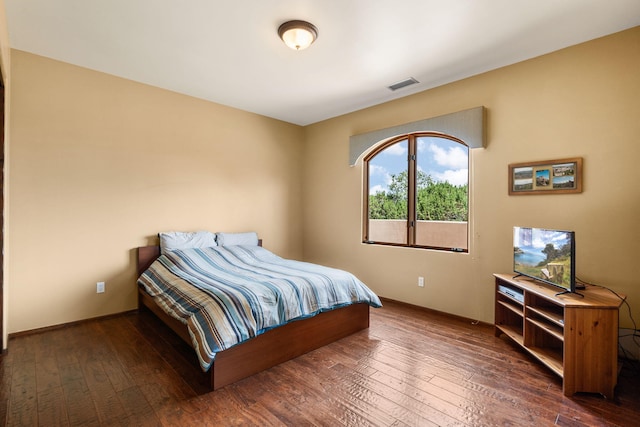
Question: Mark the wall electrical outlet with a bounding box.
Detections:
[418,277,424,287]
[96,281,105,293]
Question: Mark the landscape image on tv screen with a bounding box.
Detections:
[513,227,574,290]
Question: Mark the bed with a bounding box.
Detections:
[136,232,381,390]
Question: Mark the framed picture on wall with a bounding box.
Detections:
[508,157,582,195]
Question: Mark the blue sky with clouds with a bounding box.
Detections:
[368,136,468,195]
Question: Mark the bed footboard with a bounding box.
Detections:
[138,285,370,390]
[211,302,370,389]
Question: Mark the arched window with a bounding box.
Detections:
[363,132,469,252]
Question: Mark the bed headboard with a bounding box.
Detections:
[137,246,161,277]
[137,239,263,277]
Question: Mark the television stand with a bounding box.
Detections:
[494,273,624,398]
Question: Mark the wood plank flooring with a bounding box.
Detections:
[1,299,639,426]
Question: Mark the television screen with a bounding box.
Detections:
[513,227,576,292]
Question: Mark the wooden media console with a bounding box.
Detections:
[494,273,625,398]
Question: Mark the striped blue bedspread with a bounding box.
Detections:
[137,245,382,371]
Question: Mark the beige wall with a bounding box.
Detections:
[7,26,640,335]
[302,27,640,328]
[8,50,304,333]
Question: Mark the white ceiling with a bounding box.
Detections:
[5,1,640,126]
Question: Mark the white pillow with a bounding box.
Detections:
[216,232,259,246]
[159,231,217,254]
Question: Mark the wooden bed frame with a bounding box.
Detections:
[136,245,371,390]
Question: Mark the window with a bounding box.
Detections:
[363,132,469,251]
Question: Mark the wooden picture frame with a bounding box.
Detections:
[509,157,582,195]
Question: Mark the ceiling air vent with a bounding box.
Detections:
[388,77,419,91]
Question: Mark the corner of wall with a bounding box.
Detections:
[0,0,11,351]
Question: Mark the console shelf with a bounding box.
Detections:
[494,273,624,398]
[497,299,523,316]
[526,317,564,341]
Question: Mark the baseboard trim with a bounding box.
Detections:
[379,296,493,328]
[7,310,138,340]
[6,297,492,343]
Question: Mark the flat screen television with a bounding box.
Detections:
[513,226,579,294]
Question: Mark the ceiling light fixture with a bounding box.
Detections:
[278,20,318,50]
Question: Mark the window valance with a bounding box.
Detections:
[349,106,485,166]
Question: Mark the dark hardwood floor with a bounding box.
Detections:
[1,299,639,426]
